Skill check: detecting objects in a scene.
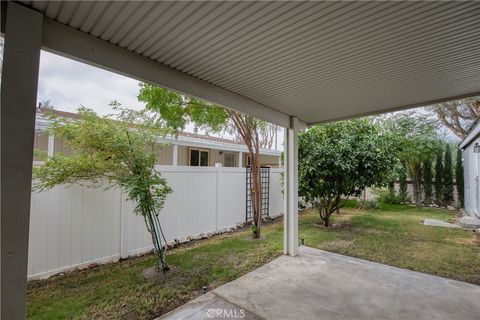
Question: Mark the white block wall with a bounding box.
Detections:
[28,166,284,280]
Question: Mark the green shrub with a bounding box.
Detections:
[340,199,358,208]
[398,162,408,202]
[356,199,380,210]
[374,188,407,205]
[443,144,454,205]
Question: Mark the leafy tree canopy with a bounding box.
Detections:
[137,83,229,134]
[298,119,398,226]
[138,83,278,238]
[32,106,172,270]
[379,112,442,205]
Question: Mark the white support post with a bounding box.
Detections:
[284,117,300,256]
[238,151,243,167]
[172,144,178,166]
[47,133,55,157]
[1,3,43,319]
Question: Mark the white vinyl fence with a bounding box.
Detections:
[27,166,284,280]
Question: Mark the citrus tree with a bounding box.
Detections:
[32,107,172,271]
[298,119,398,227]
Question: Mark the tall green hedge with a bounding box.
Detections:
[422,159,433,205]
[456,149,464,208]
[442,145,454,205]
[434,150,443,205]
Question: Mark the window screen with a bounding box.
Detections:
[223,152,236,167]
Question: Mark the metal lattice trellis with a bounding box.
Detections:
[246,166,270,222]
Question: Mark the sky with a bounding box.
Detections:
[35,50,284,149]
[37,51,144,114]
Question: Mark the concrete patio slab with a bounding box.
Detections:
[158,292,259,320]
[160,246,480,320]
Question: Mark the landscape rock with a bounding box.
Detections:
[459,216,480,230]
[446,205,456,211]
[422,219,460,229]
[178,238,190,244]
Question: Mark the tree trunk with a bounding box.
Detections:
[251,152,262,238]
[227,111,263,238]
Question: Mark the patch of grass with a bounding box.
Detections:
[27,222,284,320]
[301,205,480,284]
[27,205,480,319]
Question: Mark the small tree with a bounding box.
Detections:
[298,119,397,227]
[434,149,444,205]
[32,107,172,271]
[443,144,454,205]
[138,84,277,238]
[456,149,464,208]
[422,159,433,205]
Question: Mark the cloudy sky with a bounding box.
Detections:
[35,50,284,148]
[38,50,144,114]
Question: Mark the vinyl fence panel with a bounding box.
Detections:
[28,167,284,279]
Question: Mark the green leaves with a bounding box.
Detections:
[32,107,172,218]
[299,119,398,225]
[138,83,229,134]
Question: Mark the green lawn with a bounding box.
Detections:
[27,205,480,319]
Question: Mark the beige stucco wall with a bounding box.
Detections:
[53,136,73,156]
[243,153,280,168]
[35,134,280,168]
[154,144,173,165]
[177,145,189,166]
[33,132,48,161]
[259,154,280,168]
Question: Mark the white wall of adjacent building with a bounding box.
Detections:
[463,137,480,219]
[27,166,284,280]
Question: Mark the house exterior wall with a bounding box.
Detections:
[464,138,480,218]
[33,133,281,168]
[177,145,189,166]
[33,132,48,161]
[259,154,280,168]
[53,136,73,155]
[154,144,173,165]
[209,148,224,166]
[243,153,280,168]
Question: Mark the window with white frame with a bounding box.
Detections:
[189,148,209,166]
[223,152,236,167]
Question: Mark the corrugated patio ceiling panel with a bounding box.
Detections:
[21,1,480,124]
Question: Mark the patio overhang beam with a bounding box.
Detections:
[39,17,297,129]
